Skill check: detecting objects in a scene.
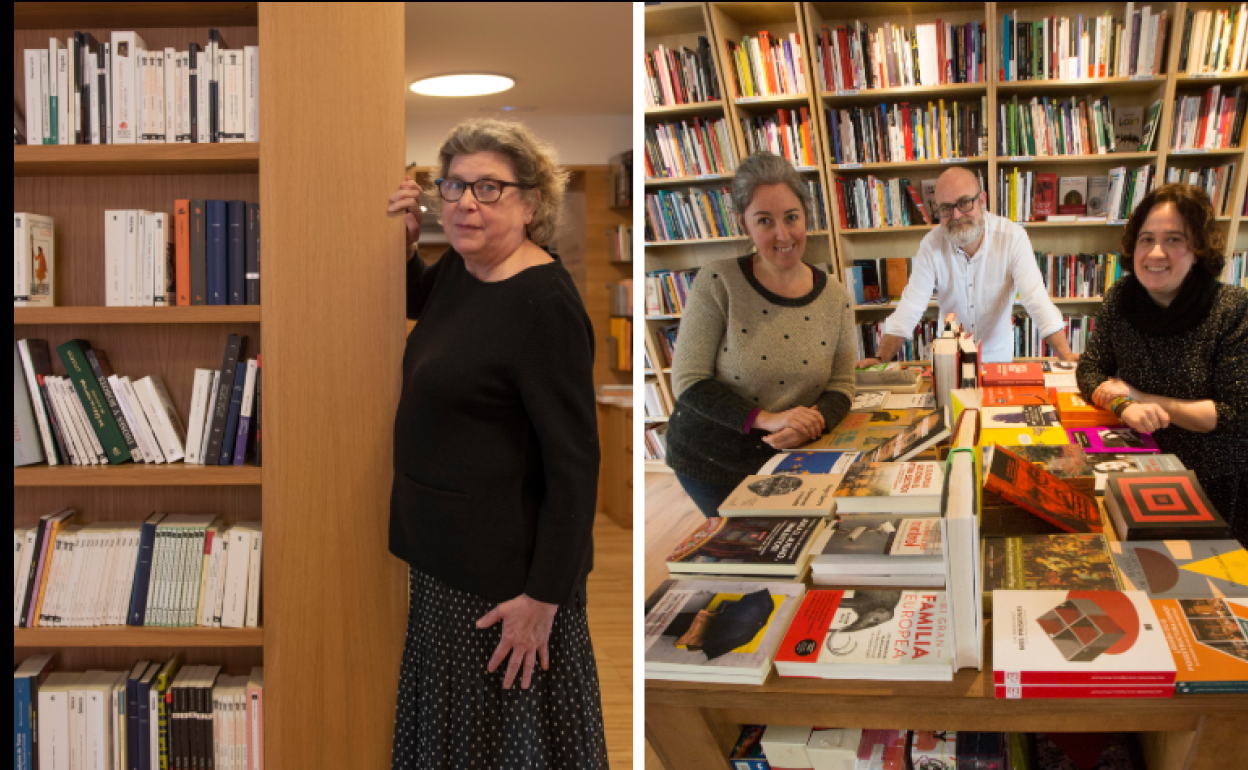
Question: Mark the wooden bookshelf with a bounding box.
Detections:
[14,4,407,769]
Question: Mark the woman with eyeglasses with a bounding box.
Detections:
[1078,184,1248,545]
[664,152,858,516]
[385,119,608,769]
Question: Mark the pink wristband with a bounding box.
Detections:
[743,408,761,434]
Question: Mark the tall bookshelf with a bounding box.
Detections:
[14,4,407,768]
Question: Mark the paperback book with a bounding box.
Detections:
[1111,540,1248,599]
[718,474,843,517]
[982,445,1103,534]
[757,451,861,475]
[1067,427,1159,453]
[832,462,944,514]
[810,514,943,585]
[982,534,1121,614]
[866,407,951,463]
[1153,598,1248,694]
[665,517,828,577]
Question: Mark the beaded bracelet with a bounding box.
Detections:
[1109,395,1137,418]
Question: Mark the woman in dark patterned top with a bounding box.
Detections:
[1077,184,1248,545]
[665,153,857,516]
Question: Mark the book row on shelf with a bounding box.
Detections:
[1171,85,1247,152]
[13,212,53,307]
[14,511,262,630]
[827,98,987,165]
[644,186,743,242]
[725,32,808,99]
[1180,4,1248,75]
[812,19,987,94]
[996,164,1155,224]
[643,381,673,423]
[1164,162,1241,215]
[725,726,1145,770]
[647,364,1247,696]
[999,6,1168,83]
[997,94,1161,158]
[854,313,1094,363]
[14,653,264,770]
[643,39,722,109]
[606,224,633,264]
[644,423,667,463]
[832,173,947,230]
[14,334,261,468]
[739,107,819,168]
[644,116,738,179]
[19,29,257,146]
[608,317,632,373]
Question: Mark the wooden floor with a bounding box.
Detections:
[642,472,706,770]
[586,512,634,769]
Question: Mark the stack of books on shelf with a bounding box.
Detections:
[854,318,942,363]
[21,30,258,146]
[14,334,261,468]
[606,224,632,263]
[725,32,806,99]
[828,98,986,164]
[1225,250,1248,289]
[813,21,986,92]
[833,173,954,229]
[643,40,721,108]
[739,108,817,168]
[643,117,737,179]
[643,382,672,422]
[1169,86,1246,152]
[1034,251,1124,299]
[998,7,1168,82]
[644,269,696,316]
[643,423,667,462]
[14,652,264,770]
[1165,163,1241,215]
[644,187,742,242]
[997,95,1161,158]
[14,511,263,629]
[1178,5,1248,76]
[13,212,55,307]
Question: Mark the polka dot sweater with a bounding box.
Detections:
[666,256,857,484]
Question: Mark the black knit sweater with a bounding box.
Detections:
[390,248,599,606]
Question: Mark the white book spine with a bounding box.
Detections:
[119,376,166,463]
[123,210,138,306]
[153,212,169,306]
[140,211,156,306]
[24,213,54,308]
[244,46,259,142]
[44,378,81,465]
[91,529,116,626]
[216,49,226,140]
[100,42,111,144]
[61,377,106,464]
[184,368,213,464]
[111,684,126,770]
[68,690,86,770]
[137,50,150,143]
[148,685,161,759]
[110,32,145,144]
[17,340,60,464]
[220,528,252,628]
[138,374,186,462]
[63,530,90,626]
[38,50,51,143]
[176,51,190,142]
[87,52,101,144]
[244,528,261,627]
[14,212,30,305]
[101,530,125,624]
[197,50,211,143]
[213,532,229,626]
[147,528,170,626]
[83,530,111,626]
[199,528,222,626]
[113,529,136,625]
[224,50,245,142]
[55,45,69,145]
[200,370,222,462]
[14,528,37,626]
[45,532,75,626]
[38,686,71,770]
[85,686,108,770]
[164,48,177,143]
[103,211,126,306]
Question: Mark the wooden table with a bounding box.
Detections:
[646,620,1248,770]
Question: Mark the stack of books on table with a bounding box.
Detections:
[14,652,263,770]
[14,511,263,629]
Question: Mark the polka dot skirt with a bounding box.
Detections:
[392,568,610,769]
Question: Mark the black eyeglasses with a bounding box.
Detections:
[434,177,534,203]
[934,194,981,219]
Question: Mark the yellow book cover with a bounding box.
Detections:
[674,592,783,654]
[154,653,184,769]
[978,427,1071,447]
[31,509,80,626]
[1153,598,1248,693]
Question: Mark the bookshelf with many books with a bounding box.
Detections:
[14,4,406,768]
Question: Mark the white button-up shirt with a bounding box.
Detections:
[882,210,1065,363]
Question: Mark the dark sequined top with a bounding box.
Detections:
[1077,280,1248,480]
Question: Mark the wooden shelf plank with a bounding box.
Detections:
[14,626,264,648]
[644,100,727,117]
[821,82,987,103]
[645,236,750,247]
[645,173,735,187]
[14,464,262,487]
[1175,71,1248,85]
[13,2,259,29]
[14,306,261,325]
[995,152,1158,164]
[734,93,810,108]
[996,76,1163,94]
[13,143,260,177]
[1166,147,1245,157]
[840,225,938,235]
[830,158,988,171]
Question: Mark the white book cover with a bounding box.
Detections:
[16,339,59,464]
[38,673,80,770]
[200,370,222,463]
[64,528,92,626]
[82,529,111,626]
[54,42,69,145]
[718,474,842,517]
[244,46,259,141]
[103,211,126,306]
[61,377,106,464]
[175,51,190,142]
[136,374,186,462]
[153,212,168,306]
[14,212,31,305]
[123,210,139,306]
[200,526,226,626]
[223,50,245,142]
[24,214,55,307]
[140,211,155,306]
[107,375,149,462]
[220,525,255,628]
[86,51,101,144]
[184,368,214,464]
[120,376,166,463]
[42,376,80,465]
[197,48,211,143]
[244,527,262,627]
[110,32,145,143]
[164,48,177,143]
[214,531,229,626]
[67,689,87,770]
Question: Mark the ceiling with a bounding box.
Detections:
[403,2,633,118]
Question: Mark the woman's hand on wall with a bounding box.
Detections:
[388,179,423,247]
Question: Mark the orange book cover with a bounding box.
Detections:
[799,106,814,165]
[175,199,191,306]
[982,386,1051,406]
[32,511,80,625]
[759,31,778,95]
[983,444,1102,534]
[1053,392,1121,426]
[1153,598,1248,693]
[885,258,909,300]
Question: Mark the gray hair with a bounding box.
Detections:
[436,118,569,246]
[732,152,813,226]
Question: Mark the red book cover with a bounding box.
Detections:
[834,179,848,229]
[174,200,191,306]
[799,106,813,165]
[821,28,834,90]
[1104,472,1230,541]
[983,445,1103,534]
[1032,172,1058,220]
[837,27,852,90]
[936,20,946,84]
[981,385,1051,406]
[992,683,1173,698]
[905,183,930,224]
[981,362,1045,386]
[759,31,778,95]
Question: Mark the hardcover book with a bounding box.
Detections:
[1033,172,1058,220]
[1153,598,1248,694]
[1057,176,1088,215]
[665,517,828,576]
[758,450,861,475]
[982,445,1102,534]
[644,579,805,685]
[718,473,843,517]
[982,534,1121,613]
[1111,540,1247,599]
[1067,427,1159,453]
[833,461,944,514]
[992,590,1176,693]
[774,589,954,680]
[864,408,930,427]
[1103,472,1230,541]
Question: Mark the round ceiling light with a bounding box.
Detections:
[409,74,514,97]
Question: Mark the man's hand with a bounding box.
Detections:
[387,179,423,247]
[856,357,882,369]
[754,407,824,440]
[1120,402,1170,434]
[477,594,558,690]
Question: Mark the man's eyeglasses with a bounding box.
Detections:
[934,194,980,219]
[434,177,534,203]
